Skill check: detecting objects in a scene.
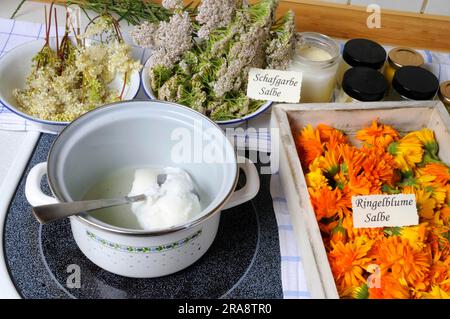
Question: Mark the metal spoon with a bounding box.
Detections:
[32,174,168,225]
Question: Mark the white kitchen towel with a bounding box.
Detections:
[270,172,311,299]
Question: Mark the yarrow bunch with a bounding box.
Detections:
[296,121,450,299]
[196,0,240,39]
[131,0,296,121]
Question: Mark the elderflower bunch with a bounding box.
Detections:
[83,14,116,41]
[13,12,141,122]
[108,40,142,76]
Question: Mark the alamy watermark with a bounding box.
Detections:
[366,264,381,289]
[169,119,279,175]
[66,264,81,289]
[366,4,381,29]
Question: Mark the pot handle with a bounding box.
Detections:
[25,162,59,206]
[222,157,260,210]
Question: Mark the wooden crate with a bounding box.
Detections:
[271,100,450,298]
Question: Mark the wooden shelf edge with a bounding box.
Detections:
[30,0,450,52]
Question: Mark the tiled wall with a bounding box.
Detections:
[319,0,450,16]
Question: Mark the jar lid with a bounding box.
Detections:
[438,81,450,105]
[388,47,424,69]
[342,67,388,102]
[392,66,439,100]
[342,38,386,69]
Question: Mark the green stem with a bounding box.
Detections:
[10,0,26,19]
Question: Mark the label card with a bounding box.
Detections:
[352,194,418,229]
[246,68,302,103]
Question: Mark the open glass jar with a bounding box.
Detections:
[287,32,340,103]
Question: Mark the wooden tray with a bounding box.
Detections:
[271,100,450,298]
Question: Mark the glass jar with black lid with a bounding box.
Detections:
[392,66,439,101]
[438,81,450,113]
[336,38,387,87]
[336,66,388,102]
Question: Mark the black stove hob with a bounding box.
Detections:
[3,134,282,299]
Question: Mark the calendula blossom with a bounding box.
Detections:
[306,168,329,190]
[388,133,424,173]
[309,186,350,220]
[419,285,450,299]
[299,121,450,299]
[297,124,323,168]
[317,124,348,146]
[368,275,411,299]
[414,128,439,158]
[420,163,450,186]
[319,149,340,176]
[404,186,437,220]
[399,223,428,250]
[372,236,431,289]
[328,237,373,293]
[356,120,399,149]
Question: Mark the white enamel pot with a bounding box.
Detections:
[25,100,260,278]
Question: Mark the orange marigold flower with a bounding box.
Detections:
[372,236,431,289]
[339,147,381,194]
[419,285,450,299]
[446,184,450,205]
[309,186,350,220]
[388,133,424,173]
[296,125,323,168]
[330,219,347,244]
[356,120,399,149]
[339,144,364,168]
[413,128,439,159]
[360,146,397,187]
[429,253,450,292]
[428,216,450,260]
[345,170,379,195]
[342,215,384,241]
[334,171,348,190]
[368,274,411,299]
[328,237,373,293]
[420,163,450,186]
[399,223,428,251]
[319,149,340,176]
[403,186,437,220]
[306,168,329,190]
[317,124,347,145]
[440,206,450,226]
